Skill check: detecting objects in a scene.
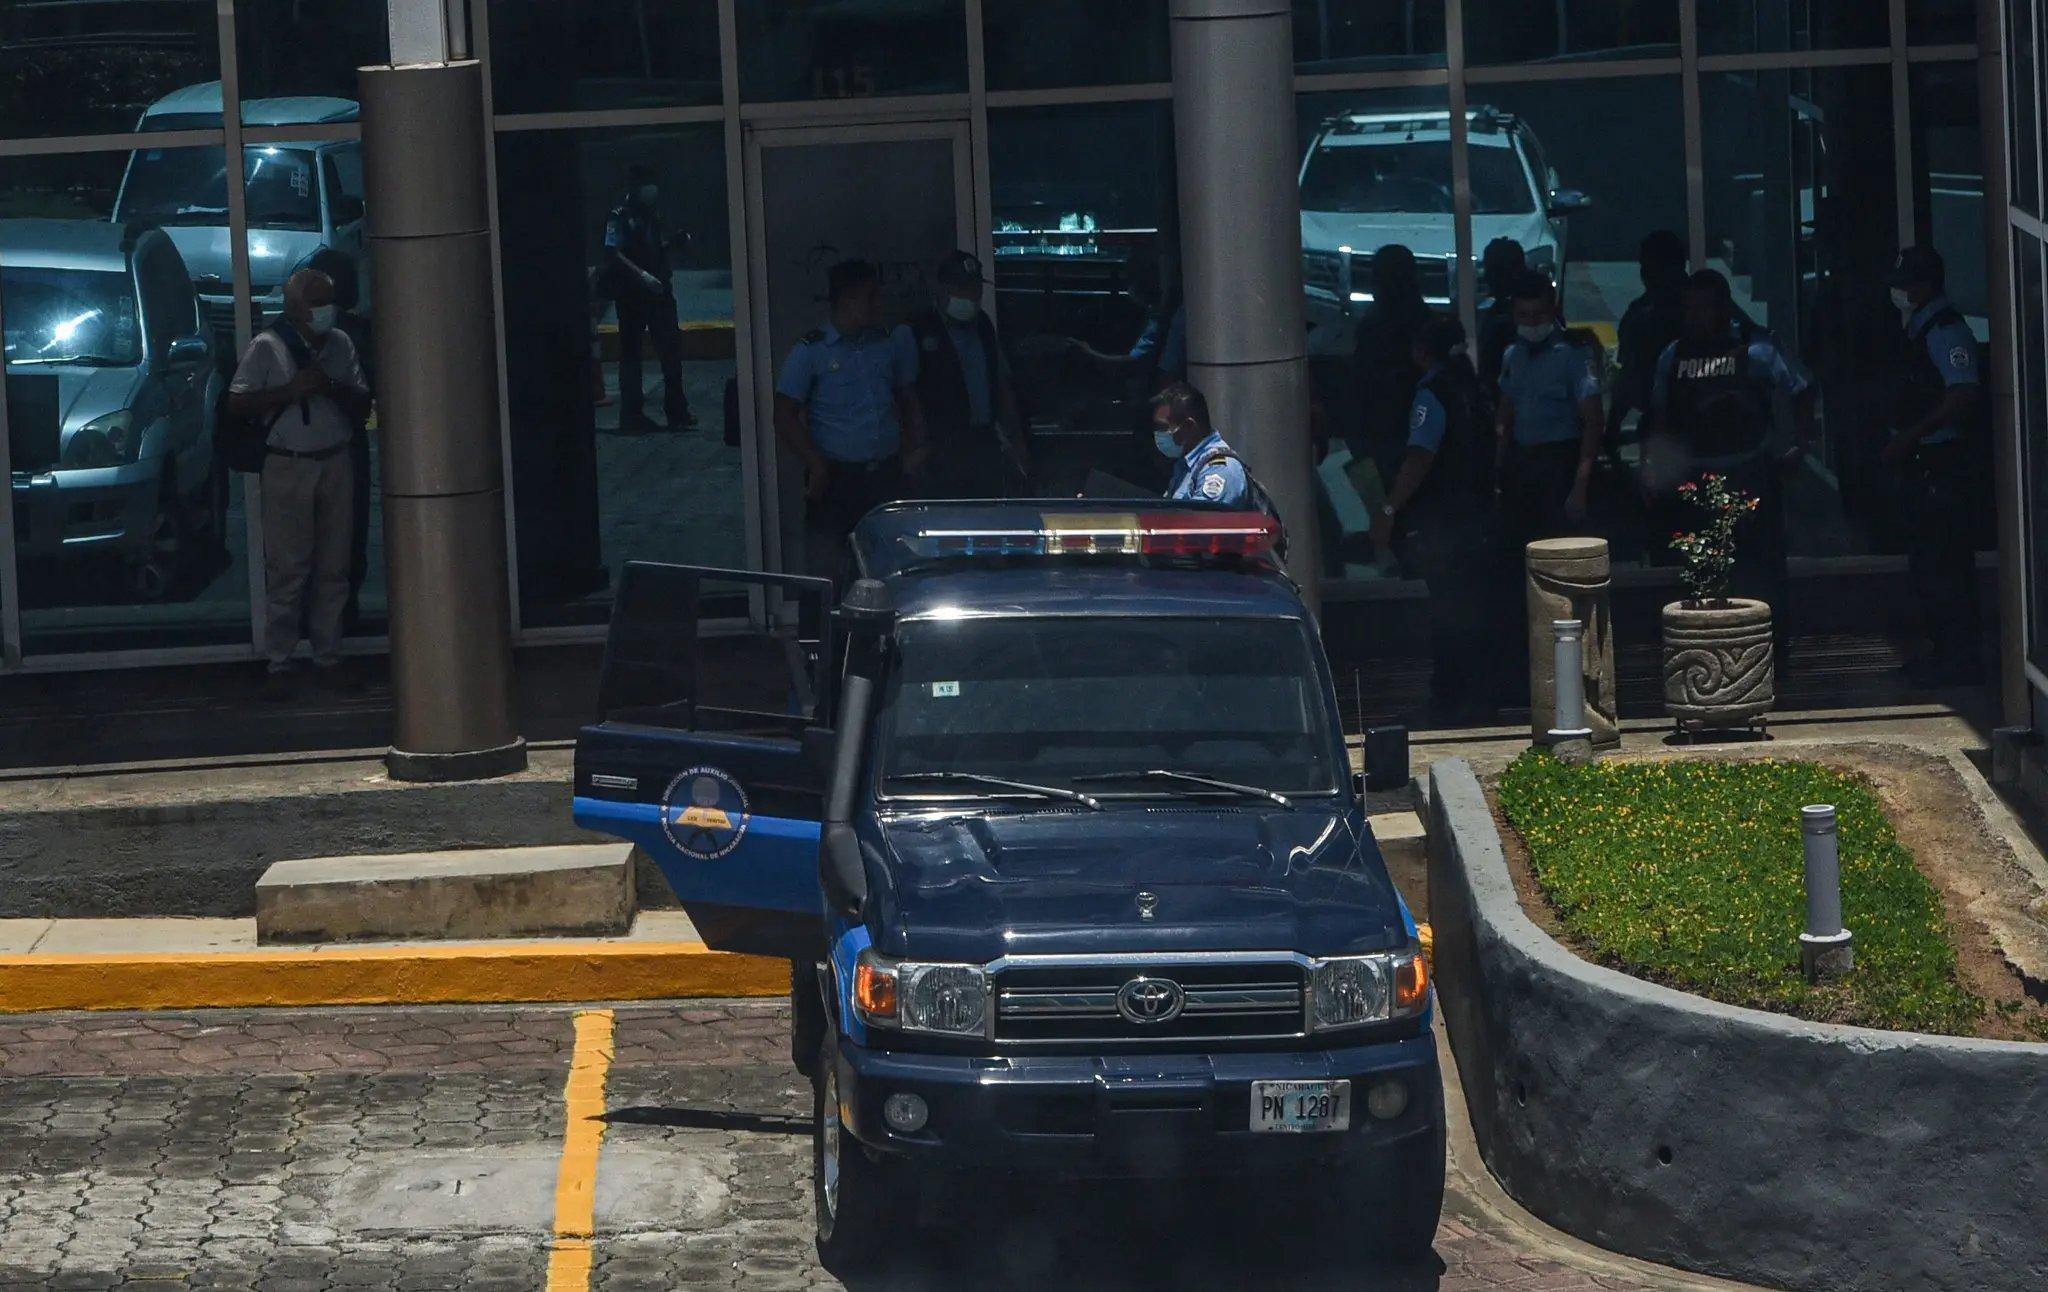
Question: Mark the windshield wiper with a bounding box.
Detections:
[888,771,1102,810]
[1074,769,1291,807]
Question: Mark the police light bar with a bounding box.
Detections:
[917,511,1279,560]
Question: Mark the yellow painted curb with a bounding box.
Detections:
[0,941,786,1013]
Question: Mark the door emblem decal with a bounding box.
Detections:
[660,766,752,861]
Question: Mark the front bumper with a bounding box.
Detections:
[837,1031,1439,1177]
[11,459,162,561]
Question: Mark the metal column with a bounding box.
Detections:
[1169,0,1323,608]
[1981,0,2030,727]
[361,25,525,779]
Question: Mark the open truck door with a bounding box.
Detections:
[573,562,834,959]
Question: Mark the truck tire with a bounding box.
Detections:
[811,1026,903,1273]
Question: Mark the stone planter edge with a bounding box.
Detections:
[1425,756,2048,1292]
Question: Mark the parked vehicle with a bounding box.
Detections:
[1298,106,1590,357]
[4,220,225,598]
[113,82,366,355]
[572,500,1446,1271]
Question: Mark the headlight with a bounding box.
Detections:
[853,949,988,1036]
[60,411,138,469]
[1310,949,1429,1032]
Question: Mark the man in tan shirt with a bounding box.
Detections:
[228,268,372,685]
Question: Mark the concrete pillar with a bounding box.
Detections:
[360,52,525,781]
[1169,0,1322,610]
[1526,538,1618,750]
[1978,0,2029,729]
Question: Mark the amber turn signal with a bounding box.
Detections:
[1393,952,1429,1012]
[855,958,898,1019]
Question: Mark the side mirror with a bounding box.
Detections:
[166,335,210,368]
[1548,189,1593,216]
[332,195,366,226]
[1352,769,1368,799]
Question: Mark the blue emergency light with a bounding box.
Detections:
[855,501,1281,579]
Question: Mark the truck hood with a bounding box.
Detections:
[1299,210,1556,271]
[161,225,320,294]
[866,804,1408,964]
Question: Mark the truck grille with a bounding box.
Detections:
[992,959,1307,1045]
[1349,251,1453,303]
[198,295,240,353]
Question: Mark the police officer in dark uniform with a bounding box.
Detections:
[1882,245,1984,684]
[1607,230,1688,463]
[603,163,695,433]
[1475,237,1527,397]
[1374,316,1496,722]
[1647,269,1814,630]
[774,260,928,584]
[908,250,1023,498]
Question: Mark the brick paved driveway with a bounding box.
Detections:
[0,1003,1738,1290]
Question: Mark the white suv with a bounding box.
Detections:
[1298,107,1589,357]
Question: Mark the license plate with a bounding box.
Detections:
[1250,1080,1351,1133]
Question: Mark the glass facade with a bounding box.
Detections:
[0,2,2005,674]
[2012,0,2048,676]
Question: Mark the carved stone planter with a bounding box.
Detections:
[1662,599,1774,729]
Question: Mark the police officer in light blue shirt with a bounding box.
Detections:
[1151,380,1248,507]
[1883,245,1984,683]
[1495,272,1604,547]
[774,259,927,581]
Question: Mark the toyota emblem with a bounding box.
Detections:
[1115,976,1185,1025]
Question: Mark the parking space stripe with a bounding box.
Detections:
[546,1008,616,1291]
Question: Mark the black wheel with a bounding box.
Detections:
[811,1025,903,1274]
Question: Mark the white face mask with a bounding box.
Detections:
[306,304,339,336]
[1890,288,1914,316]
[944,295,979,323]
[1517,322,1555,345]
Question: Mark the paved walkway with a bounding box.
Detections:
[0,1001,1760,1291]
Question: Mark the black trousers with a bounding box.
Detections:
[1408,513,1496,717]
[617,291,687,423]
[1500,441,1582,551]
[804,456,903,587]
[1901,444,1980,659]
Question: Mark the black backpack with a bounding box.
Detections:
[217,321,317,473]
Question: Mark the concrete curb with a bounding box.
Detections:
[1426,756,2048,1292]
[0,942,786,1013]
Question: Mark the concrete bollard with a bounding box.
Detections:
[1798,804,1855,982]
[1546,620,1594,765]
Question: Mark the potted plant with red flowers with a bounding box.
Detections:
[1662,473,1774,732]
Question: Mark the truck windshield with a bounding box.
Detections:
[1301,139,1534,215]
[878,615,1338,799]
[117,145,322,232]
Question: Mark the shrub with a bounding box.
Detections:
[1498,752,1983,1035]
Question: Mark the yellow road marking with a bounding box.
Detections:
[546,1008,617,1291]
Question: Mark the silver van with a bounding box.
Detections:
[4,220,224,597]
[113,82,366,353]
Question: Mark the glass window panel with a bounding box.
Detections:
[1907,0,1978,44]
[988,102,1178,497]
[1462,0,1677,65]
[236,0,387,110]
[488,0,721,114]
[1911,63,1990,332]
[2017,240,2048,667]
[1702,66,1898,559]
[2012,0,2040,219]
[737,0,967,102]
[1698,1,1889,54]
[496,124,740,628]
[0,1,218,139]
[1292,1,1446,72]
[2,149,252,655]
[982,0,1167,90]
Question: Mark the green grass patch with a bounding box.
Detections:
[1497,752,1984,1035]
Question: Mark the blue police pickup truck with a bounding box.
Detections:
[572,500,1443,1271]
